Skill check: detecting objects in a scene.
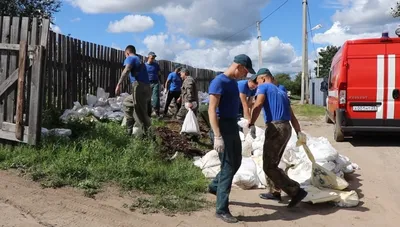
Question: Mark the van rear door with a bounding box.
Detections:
[386,42,400,127]
[346,43,386,126]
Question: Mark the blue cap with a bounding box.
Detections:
[233,54,256,74]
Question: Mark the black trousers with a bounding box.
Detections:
[163,91,181,115]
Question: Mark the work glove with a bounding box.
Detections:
[249,125,256,139]
[214,136,225,153]
[296,131,307,146]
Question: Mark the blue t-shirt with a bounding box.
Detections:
[167,72,182,92]
[256,83,291,123]
[238,80,256,97]
[145,62,160,82]
[124,56,149,84]
[208,74,240,118]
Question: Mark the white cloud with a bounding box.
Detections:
[197,40,207,48]
[111,43,122,50]
[107,15,154,33]
[313,0,399,46]
[154,0,269,41]
[142,33,191,60]
[70,17,81,22]
[141,34,303,74]
[70,0,269,42]
[50,24,62,34]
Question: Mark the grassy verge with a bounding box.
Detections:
[0,119,210,213]
[291,102,325,119]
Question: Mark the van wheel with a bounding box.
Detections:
[324,113,333,124]
[334,116,345,142]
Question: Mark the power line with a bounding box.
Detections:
[221,0,289,41]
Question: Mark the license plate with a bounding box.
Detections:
[352,106,378,112]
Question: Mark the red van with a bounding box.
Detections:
[321,32,400,142]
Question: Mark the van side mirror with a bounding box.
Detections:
[320,81,328,92]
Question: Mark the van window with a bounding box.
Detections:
[328,69,333,88]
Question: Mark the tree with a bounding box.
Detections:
[392,2,400,18]
[314,45,340,78]
[0,0,62,23]
[290,72,302,96]
[274,73,292,89]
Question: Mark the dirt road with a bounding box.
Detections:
[1,120,400,227]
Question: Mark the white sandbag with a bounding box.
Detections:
[253,149,263,157]
[252,156,267,188]
[48,128,72,137]
[233,157,261,190]
[241,140,253,157]
[307,137,338,162]
[297,137,349,190]
[181,109,200,134]
[343,165,355,174]
[239,131,245,141]
[334,154,352,173]
[302,185,340,204]
[121,116,127,126]
[334,190,360,208]
[86,94,97,107]
[107,111,124,121]
[318,161,336,172]
[193,150,221,179]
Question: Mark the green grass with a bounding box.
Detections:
[0,119,210,213]
[291,103,326,118]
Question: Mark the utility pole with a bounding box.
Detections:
[301,0,308,104]
[257,21,262,70]
[257,21,262,69]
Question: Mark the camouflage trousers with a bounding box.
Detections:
[263,121,300,197]
[123,81,152,136]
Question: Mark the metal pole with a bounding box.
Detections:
[257,21,262,70]
[301,0,308,104]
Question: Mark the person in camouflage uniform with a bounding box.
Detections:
[176,68,199,120]
[248,68,307,208]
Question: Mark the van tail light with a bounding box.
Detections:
[339,82,347,109]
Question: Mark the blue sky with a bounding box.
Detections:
[52,0,398,73]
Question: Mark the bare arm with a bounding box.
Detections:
[249,94,265,125]
[290,106,301,134]
[239,93,251,119]
[247,96,254,112]
[208,94,221,137]
[164,79,171,91]
[118,64,132,85]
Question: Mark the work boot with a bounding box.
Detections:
[215,212,238,223]
[126,118,134,135]
[259,192,282,201]
[288,188,308,208]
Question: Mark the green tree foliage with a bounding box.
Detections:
[0,0,62,23]
[273,72,302,96]
[314,45,340,78]
[392,2,400,18]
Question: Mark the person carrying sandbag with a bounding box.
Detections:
[176,68,199,120]
[248,68,307,208]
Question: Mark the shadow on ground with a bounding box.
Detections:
[232,172,367,223]
[348,134,400,147]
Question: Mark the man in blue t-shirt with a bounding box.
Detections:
[208,54,255,224]
[163,64,182,117]
[115,45,151,137]
[248,68,307,208]
[145,51,162,117]
[272,77,288,94]
[237,77,258,120]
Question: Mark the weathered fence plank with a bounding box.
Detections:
[15,41,27,140]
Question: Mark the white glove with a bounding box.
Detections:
[249,125,256,139]
[214,136,225,153]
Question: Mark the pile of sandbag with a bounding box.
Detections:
[60,87,127,123]
[193,118,361,207]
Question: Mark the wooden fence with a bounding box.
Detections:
[0,16,49,145]
[44,31,217,110]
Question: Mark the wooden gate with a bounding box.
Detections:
[0,16,49,145]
